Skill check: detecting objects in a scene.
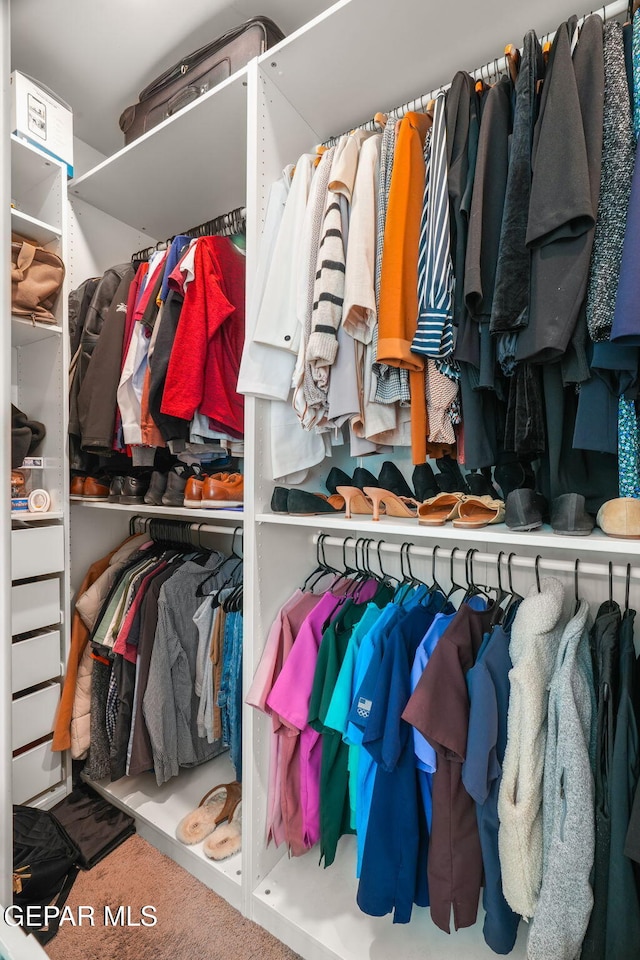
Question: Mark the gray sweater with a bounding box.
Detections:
[527,599,595,960]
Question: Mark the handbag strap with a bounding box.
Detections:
[12,241,37,282]
[33,864,80,946]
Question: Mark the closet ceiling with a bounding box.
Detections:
[10,0,331,155]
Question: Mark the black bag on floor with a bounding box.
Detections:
[52,783,135,869]
[13,805,80,945]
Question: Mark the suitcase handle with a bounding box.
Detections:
[166,86,201,117]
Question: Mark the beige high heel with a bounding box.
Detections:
[336,485,382,520]
[363,487,420,522]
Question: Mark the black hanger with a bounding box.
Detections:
[609,560,614,606]
[625,563,632,614]
[534,555,542,593]
[494,551,510,608]
[429,545,445,596]
[446,546,467,602]
[574,558,580,615]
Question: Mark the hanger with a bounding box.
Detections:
[609,561,614,606]
[429,545,445,596]
[463,548,495,604]
[625,563,632,613]
[493,551,510,608]
[534,555,542,593]
[504,43,520,83]
[574,558,580,615]
[303,533,333,590]
[446,546,467,602]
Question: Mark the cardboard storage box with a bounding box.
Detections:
[11,71,73,177]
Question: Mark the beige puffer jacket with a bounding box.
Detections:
[69,535,148,759]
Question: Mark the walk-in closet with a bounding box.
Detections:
[3,1,640,959]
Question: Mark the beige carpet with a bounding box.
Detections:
[45,834,300,960]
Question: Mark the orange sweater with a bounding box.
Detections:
[376,112,431,463]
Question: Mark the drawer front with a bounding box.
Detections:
[11,525,65,581]
[12,740,62,805]
[11,579,60,636]
[12,630,61,694]
[12,683,60,752]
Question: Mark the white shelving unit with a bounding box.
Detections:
[8,129,70,818]
[5,0,636,955]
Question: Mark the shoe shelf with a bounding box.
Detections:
[71,500,244,522]
[255,512,640,558]
[84,753,242,910]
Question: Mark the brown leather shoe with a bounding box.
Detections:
[70,476,86,498]
[183,477,205,509]
[201,473,244,506]
[82,477,110,500]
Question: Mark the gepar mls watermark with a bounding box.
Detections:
[4,904,158,927]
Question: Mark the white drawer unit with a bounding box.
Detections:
[11,525,65,581]
[11,578,60,636]
[12,682,60,752]
[11,629,61,694]
[12,740,62,805]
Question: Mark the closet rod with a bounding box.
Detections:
[312,534,640,584]
[320,0,629,146]
[130,205,247,262]
[132,518,243,538]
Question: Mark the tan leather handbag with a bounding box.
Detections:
[11,235,65,323]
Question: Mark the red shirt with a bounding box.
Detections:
[161,236,245,436]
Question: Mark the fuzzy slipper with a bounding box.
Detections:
[175,781,242,845]
[203,801,242,860]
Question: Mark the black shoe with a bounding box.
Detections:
[467,469,499,498]
[144,471,168,506]
[378,461,414,499]
[352,467,379,491]
[551,493,594,536]
[120,475,151,505]
[505,488,547,532]
[495,462,534,501]
[161,464,201,507]
[326,467,352,496]
[412,463,439,501]
[271,487,290,513]
[108,475,125,503]
[434,456,469,494]
[287,490,345,515]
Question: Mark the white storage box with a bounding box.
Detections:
[11,71,73,177]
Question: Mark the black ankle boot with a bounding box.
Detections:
[412,463,439,501]
[467,469,498,498]
[434,456,469,494]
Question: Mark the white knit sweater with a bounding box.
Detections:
[498,577,566,920]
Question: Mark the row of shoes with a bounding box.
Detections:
[176,781,242,861]
[71,465,244,509]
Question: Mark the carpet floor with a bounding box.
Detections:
[45,834,300,960]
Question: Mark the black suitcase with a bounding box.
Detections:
[119,17,285,145]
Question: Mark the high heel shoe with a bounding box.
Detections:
[336,485,381,520]
[364,487,420,522]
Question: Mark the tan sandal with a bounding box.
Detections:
[336,485,384,520]
[452,496,505,528]
[175,781,242,845]
[363,487,420,521]
[203,800,242,860]
[417,493,466,526]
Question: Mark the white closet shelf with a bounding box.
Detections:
[72,500,243,522]
[11,512,64,522]
[84,755,242,910]
[68,69,249,238]
[11,209,62,246]
[255,512,640,556]
[259,0,585,143]
[11,134,65,198]
[252,834,528,960]
[11,316,63,346]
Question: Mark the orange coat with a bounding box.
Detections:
[376,112,454,464]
